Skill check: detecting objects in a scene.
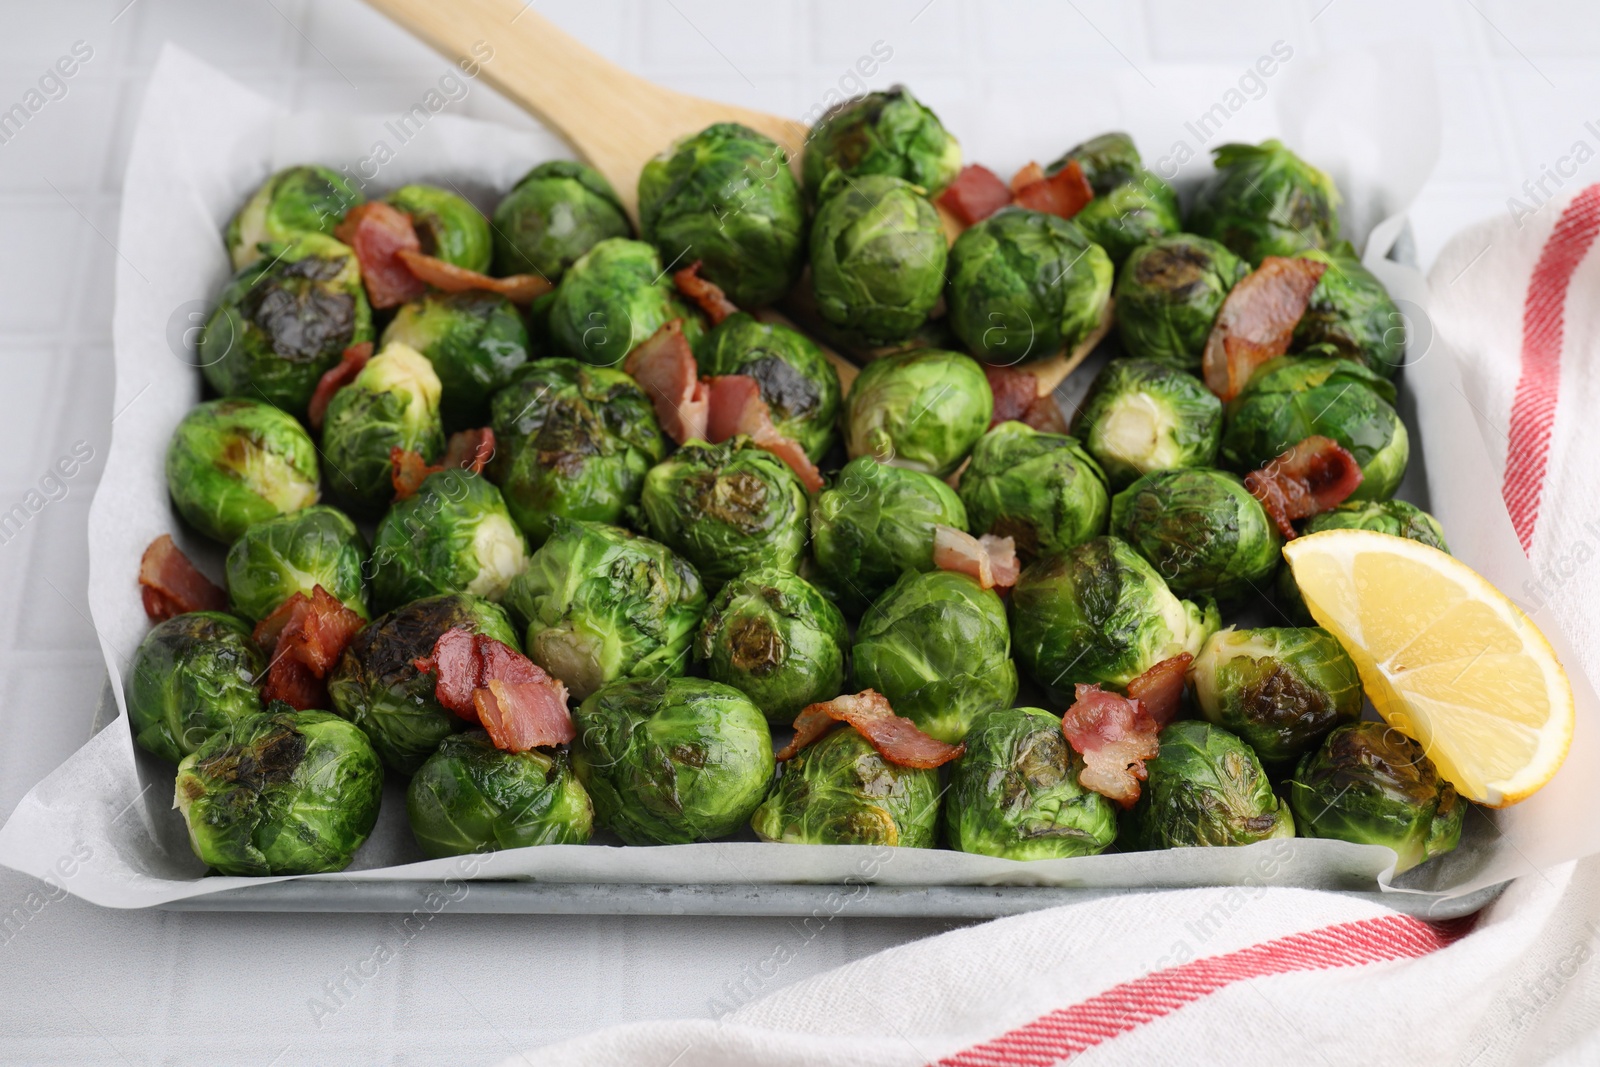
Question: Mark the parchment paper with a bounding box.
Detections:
[2,45,1595,909]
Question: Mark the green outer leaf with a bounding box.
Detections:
[802,87,961,198]
[1109,468,1279,602]
[751,727,940,847]
[1186,139,1342,264]
[809,174,948,342]
[224,504,368,621]
[370,470,527,614]
[127,611,264,763]
[320,345,446,516]
[224,164,364,270]
[1114,235,1248,372]
[694,313,841,463]
[958,421,1109,560]
[406,731,593,857]
[1291,246,1405,378]
[381,290,531,430]
[842,348,992,477]
[1070,171,1182,269]
[1072,358,1222,490]
[165,397,320,544]
[1126,719,1294,849]
[546,237,706,367]
[492,160,631,281]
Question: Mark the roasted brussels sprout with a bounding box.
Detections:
[809,175,947,342]
[958,421,1109,560]
[1278,500,1448,623]
[1219,356,1408,501]
[1186,140,1341,264]
[321,343,445,515]
[406,731,593,857]
[1288,722,1465,873]
[802,87,961,199]
[487,358,666,545]
[695,313,841,462]
[1127,720,1294,849]
[200,233,374,418]
[224,164,364,270]
[842,349,992,476]
[547,237,705,367]
[126,612,264,763]
[502,519,705,701]
[380,291,530,429]
[1072,359,1223,490]
[492,161,632,281]
[1049,134,1181,268]
[1109,468,1279,602]
[638,437,808,591]
[695,567,848,725]
[751,727,940,847]
[370,469,527,613]
[1292,245,1405,377]
[570,677,775,844]
[810,456,967,612]
[946,209,1113,364]
[1049,132,1142,191]
[327,593,520,774]
[1191,627,1362,766]
[1011,536,1218,703]
[384,184,492,272]
[638,123,806,308]
[946,706,1119,860]
[224,504,368,621]
[853,570,1017,743]
[1114,235,1248,371]
[165,398,320,543]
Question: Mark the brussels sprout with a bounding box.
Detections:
[1114,235,1249,371]
[958,421,1109,560]
[1072,359,1223,490]
[1049,135,1180,268]
[487,358,666,545]
[946,209,1113,364]
[751,727,940,847]
[492,161,632,281]
[200,233,375,418]
[638,123,806,308]
[165,398,320,543]
[1011,536,1219,703]
[225,164,364,270]
[802,87,962,199]
[384,184,492,272]
[1186,140,1341,264]
[224,504,368,621]
[1219,355,1408,501]
[1109,468,1279,602]
[1049,132,1141,192]
[174,707,383,875]
[1278,500,1448,623]
[1291,245,1405,377]
[638,437,808,591]
[570,677,774,844]
[810,456,968,612]
[1127,720,1294,849]
[809,175,948,342]
[546,237,705,367]
[696,313,841,462]
[321,343,446,515]
[842,349,992,477]
[380,291,530,429]
[695,567,848,724]
[1288,722,1464,873]
[370,469,528,613]
[852,570,1017,743]
[327,593,519,774]
[1191,626,1362,766]
[946,706,1119,860]
[502,519,705,701]
[126,612,264,763]
[406,731,593,857]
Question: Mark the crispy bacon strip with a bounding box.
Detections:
[390,447,439,501]
[1011,159,1094,220]
[413,628,573,751]
[394,248,552,304]
[334,201,428,309]
[1126,653,1192,728]
[1061,683,1161,809]
[672,261,740,326]
[937,165,1013,226]
[442,427,495,475]
[138,534,227,622]
[1245,435,1364,539]
[984,365,1040,427]
[1009,162,1046,193]
[1021,394,1070,434]
[777,690,965,769]
[308,342,372,430]
[254,586,365,710]
[933,525,1020,591]
[703,374,826,492]
[624,320,710,445]
[1202,256,1329,400]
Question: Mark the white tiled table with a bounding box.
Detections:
[2,1,1596,1061]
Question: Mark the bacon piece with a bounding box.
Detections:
[308,342,372,430]
[442,427,495,475]
[672,261,740,326]
[254,585,365,710]
[474,678,575,752]
[413,627,573,751]
[1245,435,1364,539]
[983,365,1040,427]
[138,534,227,622]
[1126,653,1192,728]
[1201,256,1329,400]
[394,249,551,304]
[777,690,964,769]
[1009,162,1046,194]
[933,525,1020,591]
[1011,159,1094,220]
[703,374,825,493]
[1061,684,1161,809]
[624,320,710,445]
[937,165,1013,227]
[389,447,439,501]
[334,201,428,309]
[1021,394,1070,434]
